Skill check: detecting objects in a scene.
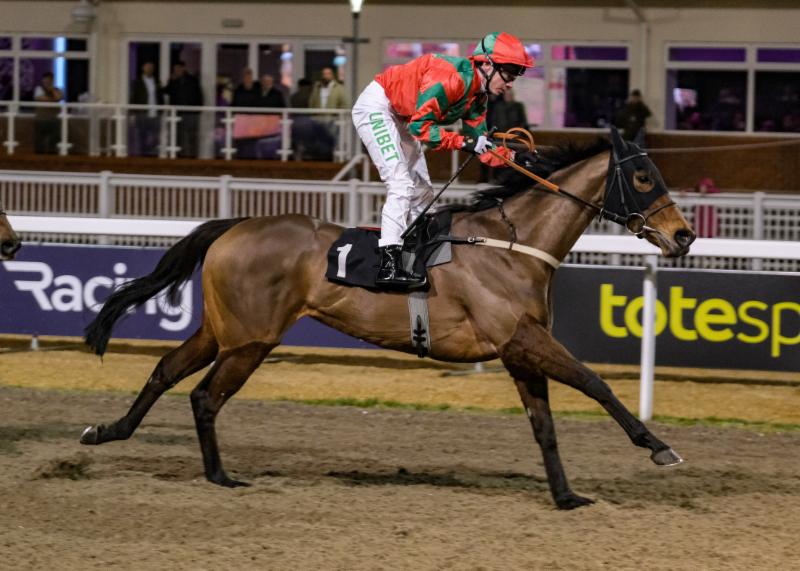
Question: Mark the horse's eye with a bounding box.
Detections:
[636,175,651,184]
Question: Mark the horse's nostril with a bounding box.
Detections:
[1,239,21,256]
[674,229,696,248]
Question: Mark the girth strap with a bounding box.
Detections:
[422,234,561,270]
[470,237,561,269]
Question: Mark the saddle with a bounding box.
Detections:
[325,210,454,290]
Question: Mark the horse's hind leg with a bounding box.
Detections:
[189,341,274,487]
[511,372,594,510]
[502,315,682,466]
[80,325,218,445]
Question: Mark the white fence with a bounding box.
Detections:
[1,101,353,162]
[7,214,800,421]
[2,168,800,270]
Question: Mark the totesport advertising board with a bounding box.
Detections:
[551,266,799,372]
[1,245,797,371]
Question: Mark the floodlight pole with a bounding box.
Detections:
[351,10,360,111]
[343,1,369,161]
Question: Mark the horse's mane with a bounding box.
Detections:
[445,137,611,213]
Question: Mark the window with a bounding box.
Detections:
[0,35,92,104]
[549,44,629,128]
[0,57,12,101]
[755,72,800,132]
[667,70,747,131]
[666,44,800,133]
[259,43,293,93]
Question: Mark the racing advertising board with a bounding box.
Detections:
[0,244,370,349]
[1,245,797,371]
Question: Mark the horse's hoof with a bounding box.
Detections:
[555,493,595,510]
[651,447,684,466]
[80,425,101,445]
[210,475,251,488]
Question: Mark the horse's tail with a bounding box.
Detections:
[84,217,248,356]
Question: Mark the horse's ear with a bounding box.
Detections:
[609,125,627,153]
[632,127,646,147]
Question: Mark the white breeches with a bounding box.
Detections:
[352,81,434,247]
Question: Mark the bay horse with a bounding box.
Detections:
[81,128,696,509]
[0,204,21,260]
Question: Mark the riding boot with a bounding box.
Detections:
[376,245,426,289]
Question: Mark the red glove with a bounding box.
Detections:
[479,146,515,168]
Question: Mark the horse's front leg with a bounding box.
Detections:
[501,314,683,466]
[510,370,594,509]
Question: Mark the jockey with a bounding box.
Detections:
[352,32,534,288]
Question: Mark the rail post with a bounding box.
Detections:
[347,178,359,227]
[218,174,232,218]
[639,254,658,421]
[335,111,348,162]
[166,107,180,159]
[98,170,114,217]
[112,105,127,157]
[752,191,764,271]
[97,170,114,245]
[279,110,292,162]
[3,103,18,155]
[222,109,235,160]
[57,104,72,156]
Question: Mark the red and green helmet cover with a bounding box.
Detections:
[472,32,535,69]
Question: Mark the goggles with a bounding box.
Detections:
[496,64,525,83]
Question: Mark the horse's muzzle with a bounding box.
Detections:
[1,237,21,260]
[673,228,696,256]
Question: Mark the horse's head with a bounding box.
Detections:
[0,207,21,261]
[602,127,695,257]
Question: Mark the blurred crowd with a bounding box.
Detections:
[124,61,351,160]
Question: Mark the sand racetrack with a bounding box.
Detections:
[1,342,799,570]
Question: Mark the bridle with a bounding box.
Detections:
[597,150,678,239]
[488,130,677,239]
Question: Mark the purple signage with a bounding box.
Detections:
[3,245,797,370]
[668,47,746,63]
[0,244,373,349]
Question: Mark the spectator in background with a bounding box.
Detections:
[308,67,348,160]
[614,89,652,141]
[230,68,261,159]
[33,72,63,154]
[216,75,234,106]
[309,67,348,110]
[491,88,528,133]
[165,60,203,158]
[129,61,164,157]
[232,68,260,107]
[691,177,720,238]
[259,74,286,108]
[290,78,312,108]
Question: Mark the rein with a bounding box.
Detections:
[487,129,676,238]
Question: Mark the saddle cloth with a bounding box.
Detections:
[325,210,453,289]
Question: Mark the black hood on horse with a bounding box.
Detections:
[601,126,670,225]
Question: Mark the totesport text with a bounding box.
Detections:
[599,284,800,358]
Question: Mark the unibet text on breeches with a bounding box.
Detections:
[352,81,435,247]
